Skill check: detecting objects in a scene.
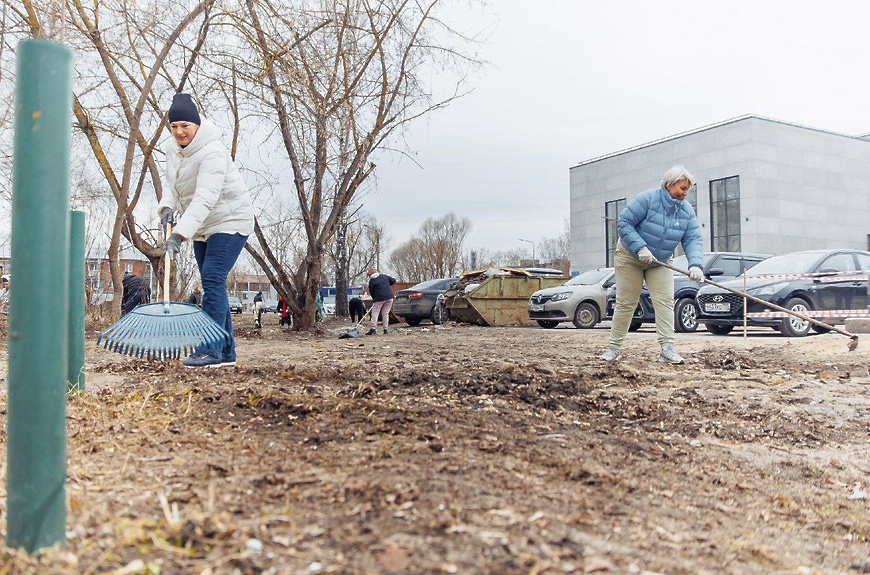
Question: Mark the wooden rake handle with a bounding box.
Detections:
[654,258,859,351]
[164,222,172,312]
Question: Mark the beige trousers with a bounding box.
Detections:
[608,242,675,347]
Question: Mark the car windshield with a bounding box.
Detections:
[228,297,240,303]
[743,252,822,275]
[671,254,714,270]
[565,268,611,286]
[412,278,450,290]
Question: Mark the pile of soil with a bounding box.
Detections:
[1,313,869,574]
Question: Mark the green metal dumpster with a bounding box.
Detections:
[443,267,568,326]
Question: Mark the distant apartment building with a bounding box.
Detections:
[569,115,870,273]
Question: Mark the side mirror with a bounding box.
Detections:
[603,280,615,289]
[706,267,724,277]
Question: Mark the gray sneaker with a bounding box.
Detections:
[600,344,620,362]
[659,344,685,365]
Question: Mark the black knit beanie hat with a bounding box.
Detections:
[167,93,200,125]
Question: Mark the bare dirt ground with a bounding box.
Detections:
[2,311,870,574]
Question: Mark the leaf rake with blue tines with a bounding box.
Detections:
[97,224,229,360]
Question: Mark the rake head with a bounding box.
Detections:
[97,302,229,360]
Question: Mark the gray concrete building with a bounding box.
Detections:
[569,115,870,274]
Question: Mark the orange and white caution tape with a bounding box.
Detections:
[748,270,870,281]
[745,309,870,319]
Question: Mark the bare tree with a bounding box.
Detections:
[236,0,478,329]
[1,0,217,316]
[538,219,571,268]
[388,212,471,281]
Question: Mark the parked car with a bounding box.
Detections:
[262,298,278,313]
[393,277,458,326]
[604,252,771,332]
[227,296,243,314]
[527,267,614,329]
[696,249,870,337]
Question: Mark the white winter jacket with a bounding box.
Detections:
[157,118,254,241]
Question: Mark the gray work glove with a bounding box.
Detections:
[163,233,184,256]
[159,207,175,228]
[637,246,654,264]
[688,266,704,282]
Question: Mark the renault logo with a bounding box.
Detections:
[712,295,724,302]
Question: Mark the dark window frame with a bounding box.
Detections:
[709,175,741,251]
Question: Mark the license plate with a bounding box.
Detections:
[704,302,730,312]
[529,304,544,312]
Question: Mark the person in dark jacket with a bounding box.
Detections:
[365,268,396,335]
[121,271,151,315]
[187,285,203,307]
[600,165,704,365]
[348,296,366,323]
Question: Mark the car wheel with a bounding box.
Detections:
[430,303,449,325]
[572,302,599,329]
[536,320,559,329]
[405,317,422,327]
[628,321,642,332]
[705,324,733,335]
[779,298,811,337]
[674,297,699,333]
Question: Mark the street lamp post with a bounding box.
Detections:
[518,238,535,266]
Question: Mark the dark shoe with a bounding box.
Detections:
[383,329,388,334]
[182,352,222,368]
[221,356,237,367]
[365,328,376,336]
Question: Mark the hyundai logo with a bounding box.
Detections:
[712,295,724,302]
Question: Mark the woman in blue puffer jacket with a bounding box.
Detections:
[601,165,703,365]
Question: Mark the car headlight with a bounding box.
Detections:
[749,282,788,296]
[550,291,572,302]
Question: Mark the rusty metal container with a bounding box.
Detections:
[442,268,568,326]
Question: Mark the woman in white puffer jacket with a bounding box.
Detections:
[158,93,254,369]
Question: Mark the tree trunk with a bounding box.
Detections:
[334,217,349,318]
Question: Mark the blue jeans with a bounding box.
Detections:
[193,233,248,360]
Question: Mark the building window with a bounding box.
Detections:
[709,176,741,251]
[125,263,133,274]
[604,199,626,266]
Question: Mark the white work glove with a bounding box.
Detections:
[688,266,703,282]
[637,246,654,264]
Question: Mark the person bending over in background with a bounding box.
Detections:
[600,165,703,365]
[349,296,366,323]
[159,92,254,368]
[365,268,396,335]
[121,271,151,316]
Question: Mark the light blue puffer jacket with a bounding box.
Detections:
[617,187,703,268]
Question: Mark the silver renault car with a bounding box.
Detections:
[528,267,615,329]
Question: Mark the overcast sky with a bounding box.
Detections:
[362,0,870,261]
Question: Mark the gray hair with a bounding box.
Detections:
[660,165,695,188]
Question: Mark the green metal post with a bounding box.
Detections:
[7,39,73,553]
[68,210,85,392]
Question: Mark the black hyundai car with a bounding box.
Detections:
[604,252,770,332]
[392,277,458,326]
[696,249,870,337]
